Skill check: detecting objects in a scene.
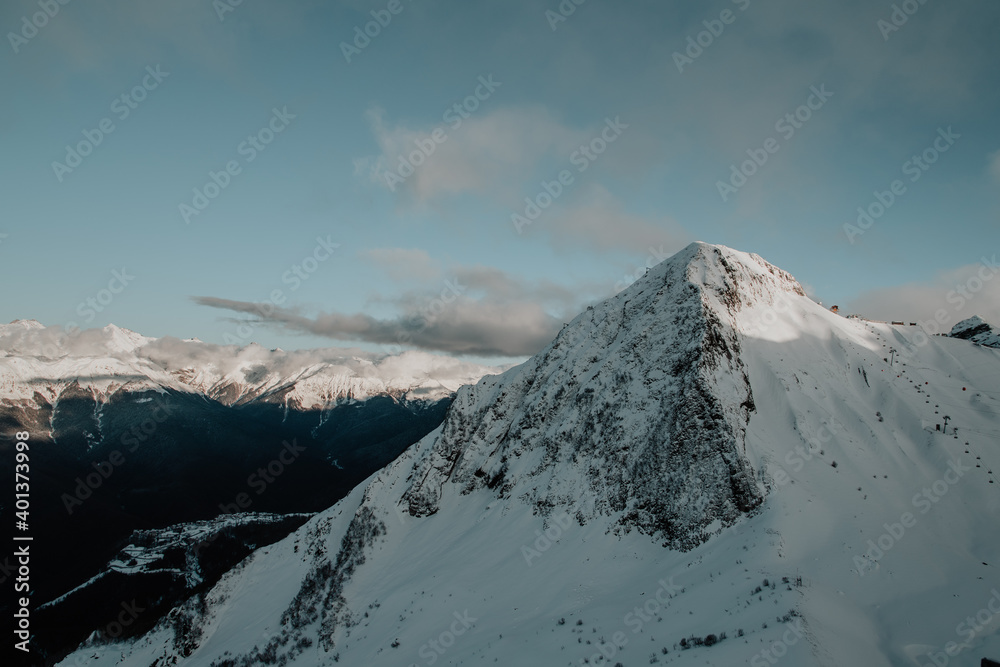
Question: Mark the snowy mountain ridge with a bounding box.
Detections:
[0,322,500,409]
[400,242,794,546]
[950,315,1000,348]
[60,242,1000,667]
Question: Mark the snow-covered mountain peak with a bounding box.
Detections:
[2,318,45,331]
[641,242,806,312]
[953,314,987,331]
[59,243,1000,667]
[100,323,152,354]
[949,315,1000,347]
[0,324,500,409]
[399,241,769,548]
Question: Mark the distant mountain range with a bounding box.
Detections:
[0,319,496,407]
[0,324,499,663]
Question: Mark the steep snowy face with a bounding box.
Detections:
[949,315,1000,348]
[404,243,799,548]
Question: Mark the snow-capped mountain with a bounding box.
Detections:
[0,321,498,410]
[950,315,1000,348]
[0,324,500,663]
[61,243,1000,667]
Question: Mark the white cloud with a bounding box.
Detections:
[451,264,582,310]
[193,259,586,357]
[358,106,590,203]
[193,294,561,358]
[542,184,692,255]
[847,260,1000,331]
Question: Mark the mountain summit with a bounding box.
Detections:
[62,243,1000,667]
[402,242,803,547]
[950,315,1000,348]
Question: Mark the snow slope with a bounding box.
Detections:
[61,243,1000,667]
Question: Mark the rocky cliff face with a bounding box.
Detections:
[402,243,795,549]
[949,315,1000,348]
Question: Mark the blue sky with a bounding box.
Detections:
[2,0,998,362]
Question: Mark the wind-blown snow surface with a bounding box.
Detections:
[0,322,499,409]
[62,243,1000,667]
